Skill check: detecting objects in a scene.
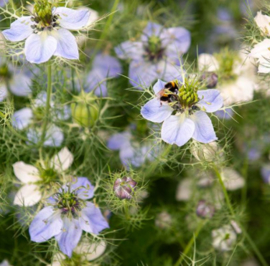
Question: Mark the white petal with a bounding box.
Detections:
[176,179,192,201]
[221,168,245,191]
[191,111,217,143]
[198,53,219,72]
[3,16,33,42]
[54,7,90,30]
[249,39,270,59]
[13,161,40,183]
[52,29,79,60]
[12,108,33,130]
[161,114,195,146]
[257,57,270,73]
[50,147,74,172]
[25,33,57,64]
[14,184,42,206]
[254,11,270,35]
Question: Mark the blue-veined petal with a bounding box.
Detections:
[141,22,164,42]
[141,98,172,123]
[3,16,33,42]
[55,218,82,258]
[191,111,217,143]
[29,206,63,242]
[79,202,109,235]
[161,114,195,146]
[12,107,33,130]
[197,89,223,113]
[54,7,90,30]
[25,33,57,64]
[115,41,144,60]
[156,60,183,82]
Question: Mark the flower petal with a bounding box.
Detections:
[0,85,8,102]
[55,7,90,30]
[153,79,167,94]
[115,41,144,60]
[44,125,64,147]
[85,68,108,96]
[198,53,219,72]
[13,161,40,183]
[197,89,223,113]
[12,108,33,130]
[9,72,32,97]
[221,168,245,191]
[30,206,63,242]
[161,114,195,146]
[249,39,270,59]
[53,29,79,60]
[50,147,74,172]
[141,22,164,42]
[107,132,131,150]
[141,98,172,123]
[79,202,109,235]
[55,218,82,258]
[25,33,57,64]
[14,184,42,206]
[254,11,270,36]
[70,177,95,200]
[3,17,33,42]
[156,60,183,82]
[191,111,217,143]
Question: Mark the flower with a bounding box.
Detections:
[0,261,12,266]
[0,0,8,7]
[13,147,73,206]
[29,177,109,257]
[107,130,161,168]
[212,224,238,251]
[2,1,91,64]
[48,239,106,265]
[141,79,223,147]
[85,54,122,96]
[115,22,190,88]
[261,164,270,184]
[155,211,172,229]
[114,176,137,200]
[196,200,215,218]
[220,168,245,191]
[190,141,221,162]
[254,11,270,36]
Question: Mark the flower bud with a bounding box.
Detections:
[113,177,137,200]
[196,200,215,218]
[200,72,218,88]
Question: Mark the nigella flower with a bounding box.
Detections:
[115,22,190,88]
[2,0,90,64]
[0,261,12,266]
[0,0,8,7]
[29,177,109,257]
[13,147,73,206]
[107,130,161,169]
[141,78,223,147]
[114,177,137,200]
[85,54,122,96]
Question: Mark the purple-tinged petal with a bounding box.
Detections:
[3,17,33,42]
[53,29,79,60]
[93,54,122,77]
[197,89,223,113]
[141,98,172,123]
[191,111,217,143]
[215,108,233,120]
[161,114,195,146]
[141,22,164,42]
[55,218,82,257]
[12,108,33,130]
[107,132,131,150]
[54,7,90,30]
[153,79,167,94]
[79,202,109,234]
[119,144,145,168]
[261,165,270,184]
[25,33,57,64]
[70,177,95,200]
[156,60,183,82]
[29,206,63,242]
[115,41,144,60]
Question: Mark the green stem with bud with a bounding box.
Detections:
[40,62,52,146]
[213,166,268,266]
[174,220,207,266]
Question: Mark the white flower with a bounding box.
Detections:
[254,11,270,36]
[13,147,73,206]
[220,168,245,191]
[2,4,90,64]
[49,239,106,265]
[212,224,237,251]
[190,141,220,162]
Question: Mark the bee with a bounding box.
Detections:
[157,80,179,103]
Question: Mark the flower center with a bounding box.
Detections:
[40,168,58,184]
[31,0,59,32]
[144,35,165,61]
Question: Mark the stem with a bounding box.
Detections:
[124,201,130,220]
[174,220,206,266]
[213,166,268,266]
[40,62,52,146]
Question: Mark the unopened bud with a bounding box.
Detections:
[113,177,137,200]
[196,200,215,218]
[200,72,218,88]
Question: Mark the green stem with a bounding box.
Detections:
[213,166,268,266]
[174,220,207,266]
[124,201,130,220]
[40,62,52,146]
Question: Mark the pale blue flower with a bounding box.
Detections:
[115,22,190,88]
[107,130,160,169]
[0,0,8,7]
[29,177,109,257]
[3,6,90,64]
[85,54,122,96]
[141,79,223,147]
[261,165,270,184]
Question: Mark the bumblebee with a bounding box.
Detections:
[157,80,179,103]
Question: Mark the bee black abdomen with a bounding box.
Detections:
[165,81,179,94]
